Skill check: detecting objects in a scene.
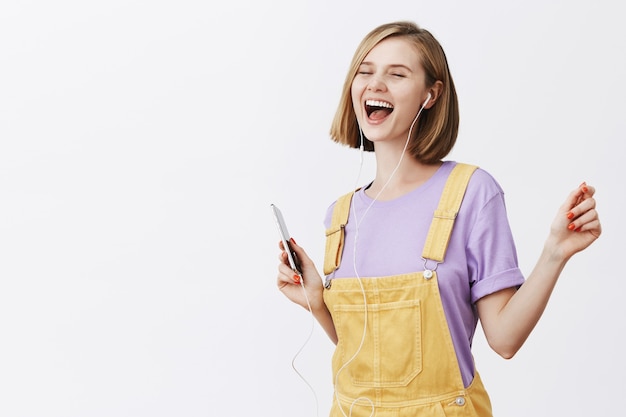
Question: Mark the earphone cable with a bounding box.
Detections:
[333,100,428,417]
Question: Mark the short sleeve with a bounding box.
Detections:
[467,191,525,303]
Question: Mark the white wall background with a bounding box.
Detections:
[1,1,624,416]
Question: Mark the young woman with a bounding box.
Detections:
[276,21,601,417]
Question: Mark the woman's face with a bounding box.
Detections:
[351,36,430,146]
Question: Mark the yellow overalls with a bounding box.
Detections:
[322,163,493,416]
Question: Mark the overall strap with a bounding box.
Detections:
[323,189,357,276]
[422,163,478,263]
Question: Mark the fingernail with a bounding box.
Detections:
[566,211,575,220]
[582,186,588,193]
[293,275,301,283]
[290,237,297,245]
[568,223,576,231]
[575,226,582,232]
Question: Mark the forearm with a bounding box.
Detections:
[311,301,338,344]
[487,246,568,357]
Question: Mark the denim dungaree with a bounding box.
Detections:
[322,163,493,417]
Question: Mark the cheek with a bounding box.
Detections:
[396,92,422,118]
[350,84,359,103]
[350,81,365,116]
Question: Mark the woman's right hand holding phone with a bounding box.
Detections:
[277,238,338,343]
[276,238,324,312]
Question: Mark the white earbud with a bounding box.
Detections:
[423,92,432,108]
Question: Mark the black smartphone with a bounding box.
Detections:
[270,204,301,274]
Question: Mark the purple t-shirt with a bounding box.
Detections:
[323,161,525,388]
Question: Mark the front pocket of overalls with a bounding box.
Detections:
[333,299,422,387]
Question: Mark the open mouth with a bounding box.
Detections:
[365,99,394,120]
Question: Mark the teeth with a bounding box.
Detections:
[366,100,393,109]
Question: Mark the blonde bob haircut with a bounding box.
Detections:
[330,21,459,164]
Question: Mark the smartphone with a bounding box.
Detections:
[270,204,301,274]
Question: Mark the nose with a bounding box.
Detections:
[366,74,387,92]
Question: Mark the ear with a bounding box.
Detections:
[424,80,444,109]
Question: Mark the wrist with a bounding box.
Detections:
[309,296,329,316]
[541,237,570,268]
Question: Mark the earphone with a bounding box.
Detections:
[423,92,432,108]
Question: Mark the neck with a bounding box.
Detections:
[366,145,442,200]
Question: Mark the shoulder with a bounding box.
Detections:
[452,162,505,198]
[447,161,507,211]
[323,188,360,229]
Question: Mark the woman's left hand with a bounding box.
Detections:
[548,182,601,261]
